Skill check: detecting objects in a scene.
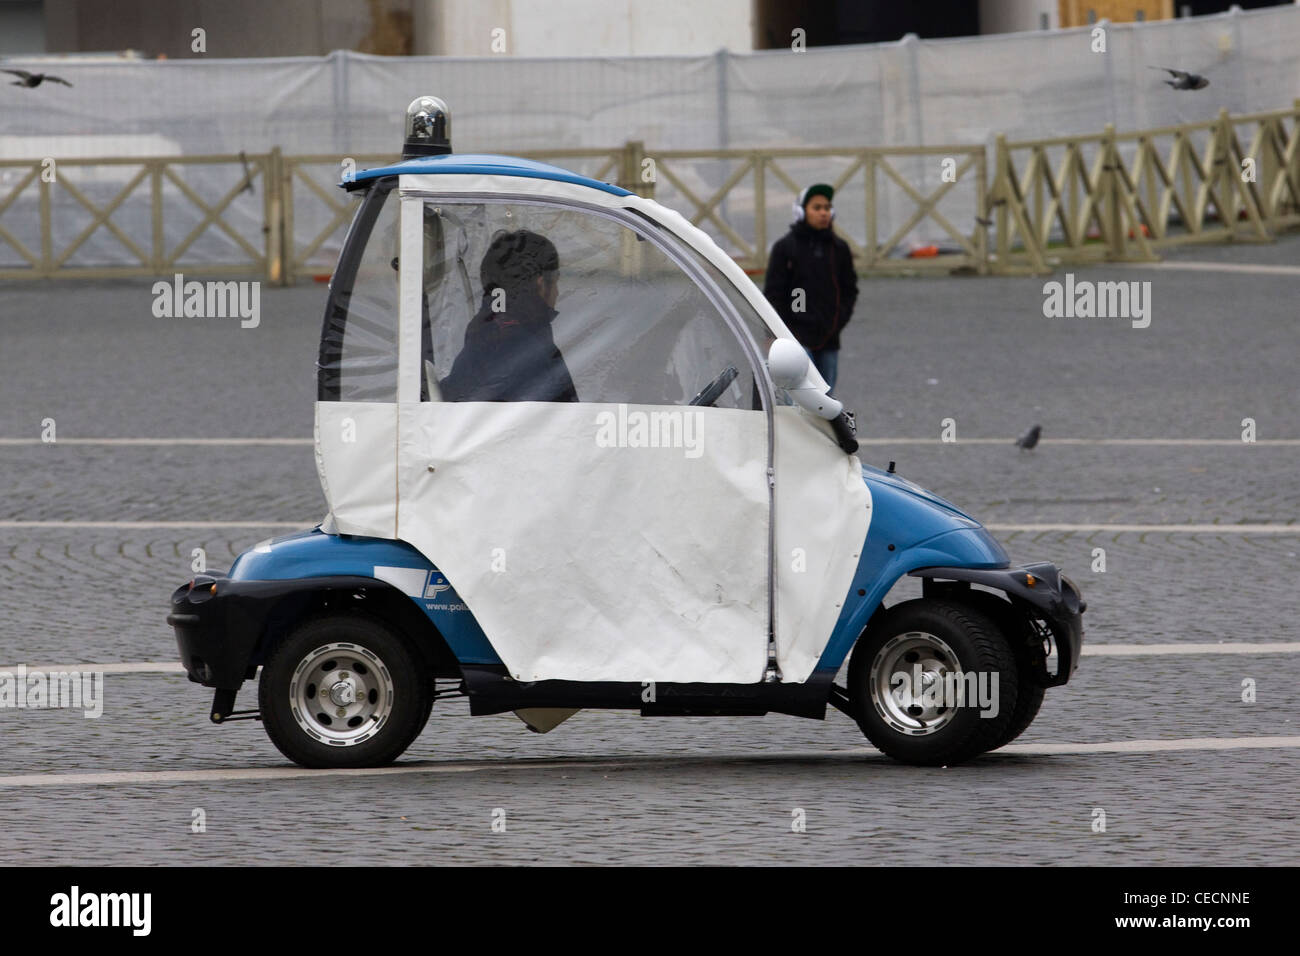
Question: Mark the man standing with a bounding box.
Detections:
[763,184,858,393]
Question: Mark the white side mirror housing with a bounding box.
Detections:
[767,338,843,421]
[767,337,808,389]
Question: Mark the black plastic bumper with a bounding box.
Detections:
[167,573,382,689]
[909,562,1086,687]
[170,574,270,689]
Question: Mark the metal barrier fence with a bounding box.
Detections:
[1,102,1296,283]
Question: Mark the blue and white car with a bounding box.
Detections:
[168,96,1084,769]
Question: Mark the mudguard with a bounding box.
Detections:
[910,563,1086,686]
[814,465,1010,675]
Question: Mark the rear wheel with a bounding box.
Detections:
[259,615,431,768]
[848,599,1018,766]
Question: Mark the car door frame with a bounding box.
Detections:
[395,183,784,677]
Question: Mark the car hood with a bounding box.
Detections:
[861,463,978,524]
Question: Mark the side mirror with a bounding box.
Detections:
[767,337,809,390]
[767,338,842,420]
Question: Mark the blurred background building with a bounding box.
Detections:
[2,0,1295,57]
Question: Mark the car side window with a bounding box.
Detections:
[319,185,400,402]
[417,200,759,409]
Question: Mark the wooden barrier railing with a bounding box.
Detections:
[988,102,1300,273]
[0,154,272,280]
[647,144,988,274]
[0,102,1296,282]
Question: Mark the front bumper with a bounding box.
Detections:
[168,574,266,689]
[910,562,1085,687]
[168,572,410,690]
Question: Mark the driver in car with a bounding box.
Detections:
[439,229,578,403]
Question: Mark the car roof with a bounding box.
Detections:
[349,153,632,196]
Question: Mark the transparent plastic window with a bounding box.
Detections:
[418,200,759,408]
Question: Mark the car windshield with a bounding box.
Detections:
[625,212,791,406]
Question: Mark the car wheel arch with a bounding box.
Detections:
[249,580,461,682]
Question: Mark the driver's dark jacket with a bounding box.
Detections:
[439,288,578,403]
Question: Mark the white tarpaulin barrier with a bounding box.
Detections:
[3,7,1297,268]
[4,8,1295,157]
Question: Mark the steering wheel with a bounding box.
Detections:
[688,365,739,407]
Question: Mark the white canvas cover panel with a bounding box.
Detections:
[316,401,397,539]
[772,406,872,681]
[398,401,769,682]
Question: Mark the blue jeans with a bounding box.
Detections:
[807,348,839,393]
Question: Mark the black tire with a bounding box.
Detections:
[960,590,1048,750]
[259,614,431,768]
[848,598,1019,766]
[996,678,1046,749]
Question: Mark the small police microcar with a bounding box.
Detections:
[168,97,1084,769]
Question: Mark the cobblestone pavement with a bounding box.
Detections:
[0,235,1296,865]
[1,651,1297,865]
[1,745,1296,866]
[0,237,1297,442]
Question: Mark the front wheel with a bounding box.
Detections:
[259,615,431,768]
[848,599,1019,766]
[960,591,1048,751]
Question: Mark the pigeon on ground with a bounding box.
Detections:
[1016,424,1042,450]
[1150,66,1208,91]
[3,69,73,88]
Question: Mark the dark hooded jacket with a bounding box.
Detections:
[763,219,858,351]
[439,288,577,403]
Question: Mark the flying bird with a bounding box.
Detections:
[1150,66,1208,91]
[1015,424,1042,451]
[3,69,73,88]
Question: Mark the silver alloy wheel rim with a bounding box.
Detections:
[869,630,964,736]
[289,642,394,746]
